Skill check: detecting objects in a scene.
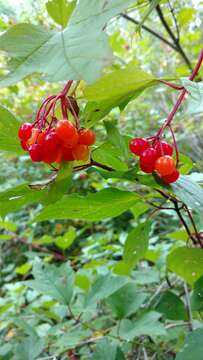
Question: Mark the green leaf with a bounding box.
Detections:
[167,247,203,285]
[92,339,118,360]
[117,311,166,340]
[84,62,155,102]
[172,175,203,215]
[26,261,74,304]
[75,273,90,291]
[55,226,76,250]
[104,121,129,162]
[85,273,128,306]
[46,0,76,28]
[0,0,136,86]
[136,0,161,32]
[83,62,164,126]
[0,105,22,153]
[181,79,203,115]
[16,262,32,275]
[123,222,151,267]
[0,220,17,232]
[45,161,73,204]
[176,328,203,360]
[191,275,203,311]
[34,188,138,222]
[0,183,45,217]
[177,8,196,27]
[179,154,193,175]
[155,290,187,320]
[107,282,147,319]
[92,142,128,171]
[14,335,45,360]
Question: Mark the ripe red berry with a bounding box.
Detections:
[162,169,180,184]
[62,146,75,161]
[139,148,158,173]
[155,155,176,176]
[43,130,60,152]
[18,123,33,141]
[72,144,89,161]
[129,138,149,156]
[154,141,173,157]
[20,140,29,151]
[29,144,43,162]
[78,129,96,146]
[55,120,79,147]
[36,131,46,145]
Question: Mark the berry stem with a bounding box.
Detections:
[168,124,179,165]
[159,80,184,90]
[157,48,203,138]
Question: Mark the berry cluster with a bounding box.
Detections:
[129,138,180,184]
[18,81,96,164]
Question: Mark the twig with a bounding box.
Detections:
[142,347,149,360]
[156,4,192,71]
[168,0,180,41]
[121,13,177,51]
[183,282,194,331]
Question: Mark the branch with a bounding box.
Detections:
[121,13,177,51]
[156,4,193,71]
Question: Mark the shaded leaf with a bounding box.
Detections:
[0,0,136,86]
[0,105,22,153]
[176,328,203,360]
[167,247,203,285]
[155,290,187,320]
[107,282,147,318]
[26,261,74,304]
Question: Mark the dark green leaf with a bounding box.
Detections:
[191,275,203,311]
[155,290,187,320]
[34,188,139,222]
[85,273,128,306]
[176,328,203,360]
[107,282,147,318]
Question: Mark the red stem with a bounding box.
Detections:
[159,80,184,90]
[157,48,203,138]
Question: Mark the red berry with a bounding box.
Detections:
[139,148,158,173]
[44,130,60,152]
[78,129,96,146]
[67,351,73,356]
[129,138,149,156]
[55,120,79,147]
[72,144,89,161]
[43,148,61,164]
[155,155,176,176]
[36,131,46,145]
[18,123,33,141]
[154,141,173,157]
[20,140,29,151]
[29,144,43,162]
[62,146,75,161]
[162,169,180,184]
